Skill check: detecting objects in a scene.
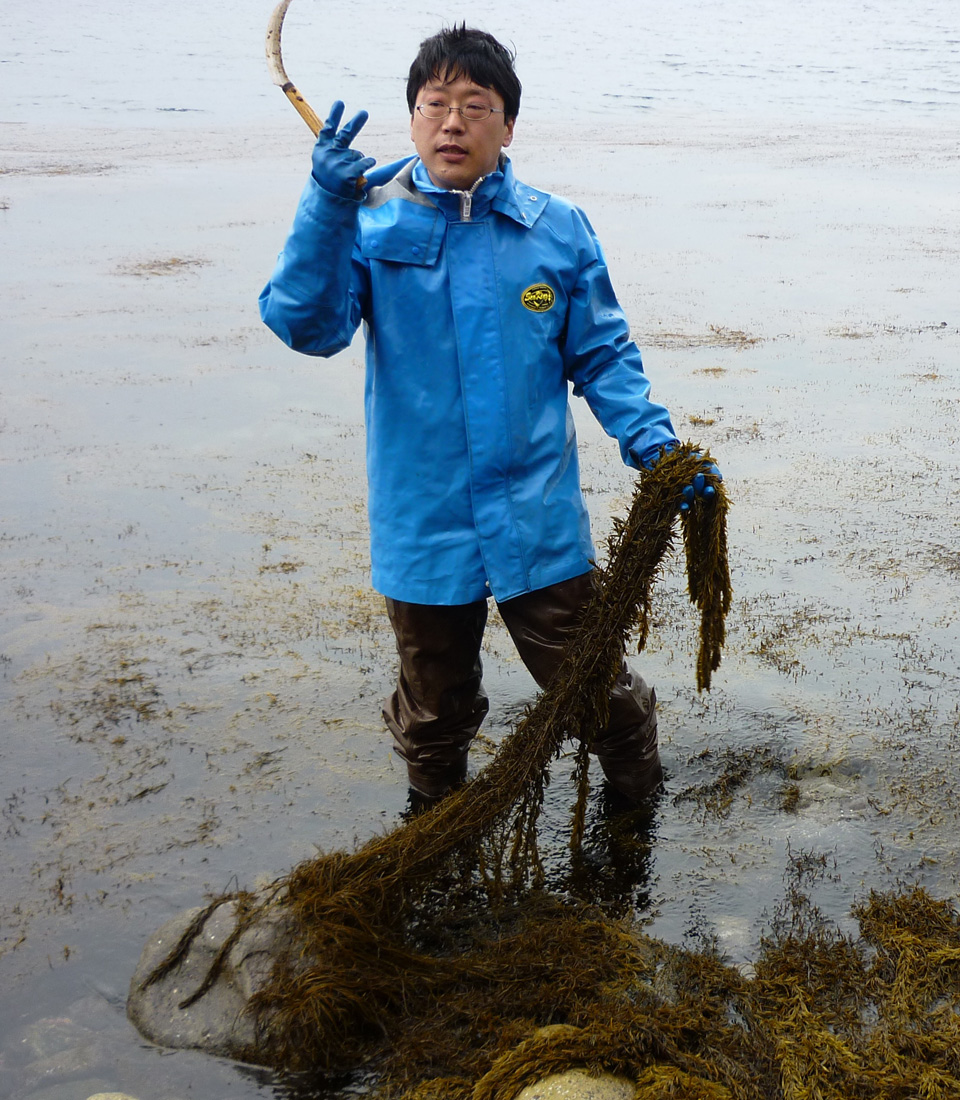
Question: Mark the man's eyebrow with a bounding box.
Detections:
[423,81,490,95]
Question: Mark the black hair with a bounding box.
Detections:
[406,25,521,122]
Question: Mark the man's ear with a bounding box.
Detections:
[502,118,515,149]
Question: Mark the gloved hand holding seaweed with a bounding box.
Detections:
[640,442,722,512]
[680,462,723,512]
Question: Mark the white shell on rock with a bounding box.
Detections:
[515,1069,635,1100]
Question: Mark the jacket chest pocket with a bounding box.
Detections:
[359,211,443,268]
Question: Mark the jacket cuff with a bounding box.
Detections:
[631,439,680,470]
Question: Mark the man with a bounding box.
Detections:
[259,26,720,805]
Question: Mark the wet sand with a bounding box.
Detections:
[1,109,958,1097]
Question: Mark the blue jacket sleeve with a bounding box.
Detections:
[561,208,679,469]
[258,176,370,357]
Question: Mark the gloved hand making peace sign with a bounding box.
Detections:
[311,100,377,199]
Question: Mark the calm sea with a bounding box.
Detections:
[2,0,958,130]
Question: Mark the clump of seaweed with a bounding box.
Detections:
[252,878,960,1099]
[136,442,960,1095]
[140,445,728,1074]
[227,445,729,1070]
[138,443,960,1098]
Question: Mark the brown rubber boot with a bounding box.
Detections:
[597,744,663,801]
[405,753,469,800]
[593,680,663,802]
[498,573,664,802]
[383,596,488,800]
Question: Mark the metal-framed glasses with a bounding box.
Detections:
[415,103,505,122]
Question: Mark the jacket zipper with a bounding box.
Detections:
[456,175,486,222]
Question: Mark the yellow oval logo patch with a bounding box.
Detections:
[521,283,556,313]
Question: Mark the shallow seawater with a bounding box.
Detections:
[1,0,959,1096]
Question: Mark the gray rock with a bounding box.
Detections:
[126,896,294,1062]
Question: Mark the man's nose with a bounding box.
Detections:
[442,109,466,133]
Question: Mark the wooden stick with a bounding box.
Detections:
[266,0,322,137]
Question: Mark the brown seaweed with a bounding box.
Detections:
[237,445,730,1069]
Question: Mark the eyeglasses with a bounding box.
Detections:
[415,103,505,122]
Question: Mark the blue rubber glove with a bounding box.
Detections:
[311,100,376,199]
[679,462,722,513]
[639,442,722,513]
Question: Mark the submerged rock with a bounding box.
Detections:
[10,1015,100,1062]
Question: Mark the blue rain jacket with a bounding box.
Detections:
[259,155,678,605]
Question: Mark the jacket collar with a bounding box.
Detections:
[409,155,549,229]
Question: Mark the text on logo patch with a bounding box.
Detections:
[521,283,556,312]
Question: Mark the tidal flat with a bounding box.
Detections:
[1,103,958,1098]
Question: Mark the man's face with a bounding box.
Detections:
[410,73,515,191]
